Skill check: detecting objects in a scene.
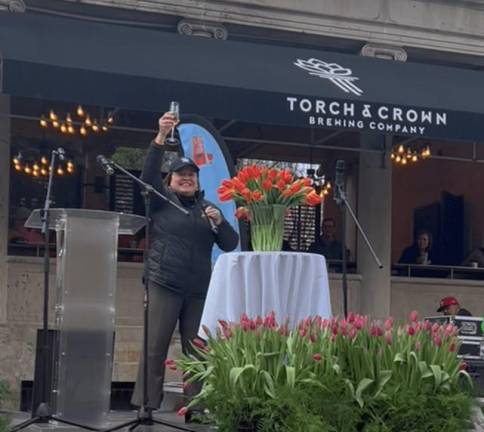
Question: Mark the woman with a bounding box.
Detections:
[131,112,239,414]
[399,230,437,265]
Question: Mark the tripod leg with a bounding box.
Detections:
[10,416,44,432]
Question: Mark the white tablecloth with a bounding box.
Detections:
[199,251,332,336]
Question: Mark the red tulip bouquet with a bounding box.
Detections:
[217,165,321,251]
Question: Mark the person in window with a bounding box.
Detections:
[308,217,344,260]
[399,230,437,265]
[437,296,472,316]
[8,206,43,245]
[461,247,484,268]
[130,112,239,420]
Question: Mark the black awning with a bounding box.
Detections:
[1,12,484,141]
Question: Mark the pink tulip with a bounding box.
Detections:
[433,335,442,347]
[385,331,392,345]
[384,317,394,331]
[371,326,383,337]
[423,320,431,331]
[201,325,211,337]
[409,310,418,323]
[349,327,358,340]
[313,353,322,361]
[177,406,188,416]
[407,326,416,336]
[347,312,355,323]
[431,323,440,334]
[255,315,263,327]
[193,338,206,349]
[449,342,456,352]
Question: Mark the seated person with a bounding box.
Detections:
[399,230,438,265]
[8,206,43,244]
[461,247,484,268]
[437,296,472,316]
[308,217,346,260]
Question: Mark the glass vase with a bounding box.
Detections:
[249,204,286,252]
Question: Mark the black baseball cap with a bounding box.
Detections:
[168,157,199,173]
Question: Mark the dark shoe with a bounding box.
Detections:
[138,406,154,425]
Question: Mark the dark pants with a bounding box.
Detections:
[131,281,205,409]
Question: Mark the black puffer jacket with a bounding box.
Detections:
[141,143,239,297]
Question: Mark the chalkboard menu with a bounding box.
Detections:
[109,170,145,216]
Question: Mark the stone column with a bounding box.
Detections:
[0,95,11,324]
[357,134,392,319]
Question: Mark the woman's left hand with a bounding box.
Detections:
[205,206,223,226]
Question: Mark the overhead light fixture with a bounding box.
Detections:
[391,142,431,167]
[39,104,117,137]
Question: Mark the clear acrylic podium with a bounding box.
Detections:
[26,209,146,428]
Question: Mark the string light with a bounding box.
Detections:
[11,152,77,178]
[39,105,116,137]
[391,142,432,167]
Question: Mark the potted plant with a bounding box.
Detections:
[217,165,321,251]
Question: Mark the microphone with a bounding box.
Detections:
[203,205,219,235]
[96,154,114,175]
[56,147,65,161]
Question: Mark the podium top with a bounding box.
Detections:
[25,209,146,235]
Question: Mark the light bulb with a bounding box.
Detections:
[40,116,48,128]
[101,125,108,132]
[80,125,87,136]
[32,170,39,177]
[395,155,401,163]
[57,166,64,175]
[412,155,418,162]
[49,110,57,121]
[67,165,74,174]
[24,165,32,174]
[13,153,22,165]
[41,168,47,176]
[77,105,85,117]
[67,124,75,134]
[33,163,39,170]
[66,113,72,123]
[14,164,22,171]
[92,121,99,132]
[52,120,60,128]
[107,115,114,124]
[398,145,404,154]
[41,156,48,165]
[401,157,407,165]
[391,153,395,159]
[85,116,92,126]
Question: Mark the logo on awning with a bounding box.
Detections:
[294,58,363,97]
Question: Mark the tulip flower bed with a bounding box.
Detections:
[174,312,475,432]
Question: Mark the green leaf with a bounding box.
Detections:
[393,353,405,363]
[285,366,296,387]
[355,378,374,408]
[229,365,255,387]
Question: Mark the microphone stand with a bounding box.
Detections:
[101,159,194,432]
[12,150,100,432]
[334,182,383,318]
